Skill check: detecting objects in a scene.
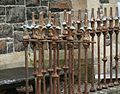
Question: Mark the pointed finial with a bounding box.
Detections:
[71,9,74,24]
[91,8,95,31]
[91,8,95,22]
[39,11,44,26]
[48,11,52,24]
[84,9,88,29]
[53,13,56,26]
[77,9,81,23]
[109,7,113,19]
[97,8,101,21]
[32,12,35,26]
[68,12,72,27]
[114,7,119,28]
[64,10,67,22]
[102,7,107,21]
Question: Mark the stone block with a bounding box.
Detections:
[14,31,24,52]
[0,24,13,38]
[0,7,5,15]
[13,23,24,31]
[26,0,39,7]
[7,42,13,53]
[0,0,15,5]
[41,1,48,6]
[0,16,5,23]
[0,40,7,54]
[6,6,25,23]
[27,6,47,20]
[15,0,24,5]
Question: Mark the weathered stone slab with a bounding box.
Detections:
[27,6,47,20]
[0,7,5,15]
[0,16,5,23]
[0,24,13,38]
[13,23,24,31]
[41,1,48,6]
[6,6,25,23]
[15,0,24,5]
[0,40,7,54]
[0,0,15,5]
[26,0,39,7]
[14,31,24,52]
[7,42,13,53]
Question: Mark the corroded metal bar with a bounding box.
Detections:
[83,41,90,94]
[108,7,114,87]
[63,41,69,94]
[83,9,90,94]
[67,12,74,94]
[52,41,59,94]
[96,8,102,90]
[54,14,61,94]
[64,10,67,23]
[41,42,47,94]
[47,11,54,94]
[90,8,96,92]
[77,9,82,94]
[48,40,53,94]
[71,42,74,94]
[68,42,72,94]
[102,7,108,89]
[51,29,59,94]
[37,42,43,94]
[23,41,29,94]
[56,42,61,94]
[114,7,119,86]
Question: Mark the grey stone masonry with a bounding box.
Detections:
[6,6,25,23]
[0,0,48,54]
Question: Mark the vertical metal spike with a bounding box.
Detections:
[108,7,114,87]
[84,9,88,29]
[39,12,44,26]
[68,13,72,26]
[64,10,67,22]
[32,12,35,25]
[91,8,95,31]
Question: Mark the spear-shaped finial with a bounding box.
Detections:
[91,8,95,22]
[48,11,52,20]
[102,7,107,23]
[32,12,35,26]
[39,11,44,26]
[97,8,101,21]
[84,9,88,30]
[109,7,113,28]
[114,7,119,28]
[102,7,108,32]
[46,11,52,28]
[77,9,81,23]
[91,8,95,31]
[68,12,72,27]
[64,10,67,22]
[71,9,74,24]
[52,13,56,27]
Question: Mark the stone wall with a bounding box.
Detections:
[0,0,48,69]
[0,0,48,54]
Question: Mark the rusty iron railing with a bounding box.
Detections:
[22,7,119,94]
